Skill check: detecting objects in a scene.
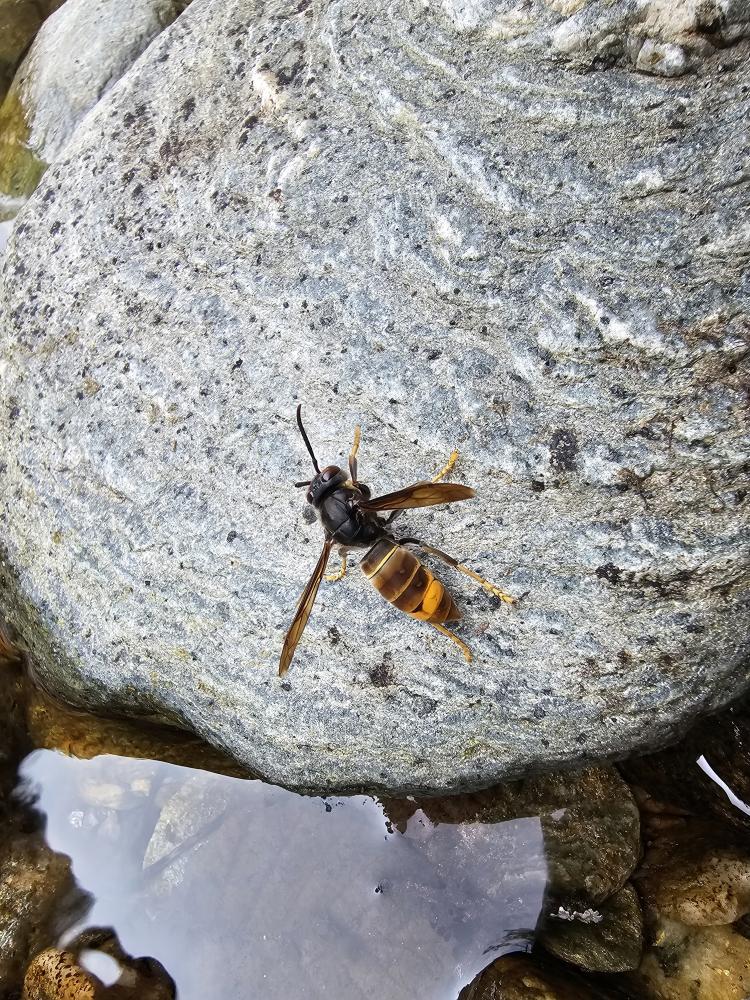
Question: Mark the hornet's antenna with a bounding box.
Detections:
[296,404,320,473]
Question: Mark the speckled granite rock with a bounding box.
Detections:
[0,0,749,792]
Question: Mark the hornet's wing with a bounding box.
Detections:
[279,538,333,675]
[358,482,475,512]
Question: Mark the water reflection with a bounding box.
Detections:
[19,751,546,999]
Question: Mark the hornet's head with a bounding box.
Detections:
[305,465,348,507]
[293,405,348,508]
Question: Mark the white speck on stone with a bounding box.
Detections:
[486,9,536,41]
[252,68,284,113]
[0,220,14,258]
[544,0,588,15]
[435,215,463,246]
[635,39,687,76]
[624,168,668,195]
[577,294,667,353]
[580,446,632,487]
[443,0,497,31]
[536,320,581,356]
[551,17,585,54]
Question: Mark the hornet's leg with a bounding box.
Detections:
[385,449,461,527]
[430,622,473,662]
[325,550,348,583]
[349,425,361,485]
[432,450,459,483]
[400,539,516,605]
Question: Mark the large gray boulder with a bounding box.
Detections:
[0,0,748,793]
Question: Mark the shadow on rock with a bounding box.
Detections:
[620,695,750,832]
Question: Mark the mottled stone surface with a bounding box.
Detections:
[25,671,249,777]
[636,818,750,926]
[22,949,98,1000]
[634,915,750,1000]
[1,0,749,792]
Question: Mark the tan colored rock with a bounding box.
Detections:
[634,812,750,926]
[639,842,750,926]
[23,933,176,999]
[636,919,750,1000]
[23,949,97,1000]
[25,682,249,778]
[458,953,605,999]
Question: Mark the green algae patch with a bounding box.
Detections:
[0,89,46,199]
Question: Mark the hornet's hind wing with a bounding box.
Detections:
[279,538,334,675]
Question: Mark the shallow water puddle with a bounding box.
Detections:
[19,750,546,999]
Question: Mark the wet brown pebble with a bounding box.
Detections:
[22,949,97,1000]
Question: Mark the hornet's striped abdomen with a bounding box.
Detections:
[360,539,461,623]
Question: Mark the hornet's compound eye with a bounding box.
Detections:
[306,466,344,506]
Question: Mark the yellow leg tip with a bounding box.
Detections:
[325,552,348,583]
[483,583,516,605]
[431,621,473,662]
[432,450,460,484]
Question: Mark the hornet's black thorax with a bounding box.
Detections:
[306,465,385,548]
